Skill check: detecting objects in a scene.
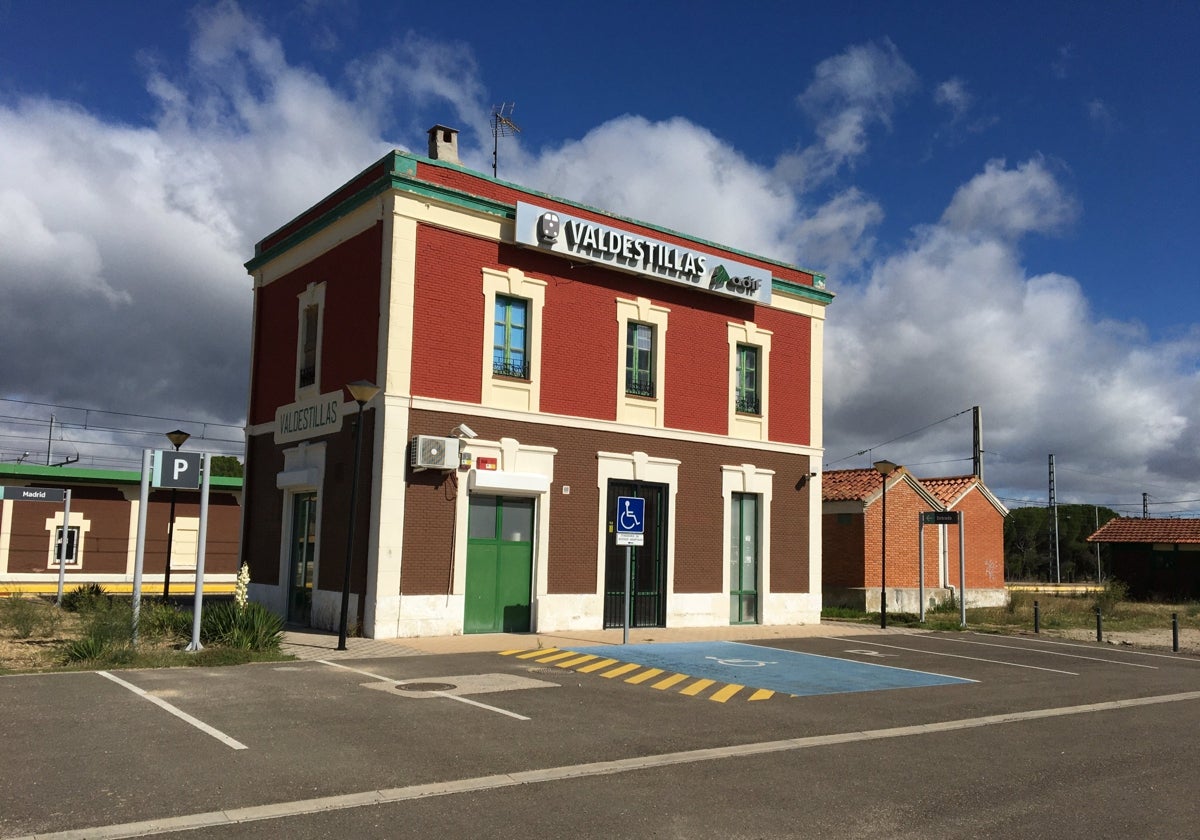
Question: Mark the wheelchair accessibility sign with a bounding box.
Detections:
[615,496,645,546]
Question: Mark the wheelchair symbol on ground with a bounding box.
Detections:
[705,656,776,667]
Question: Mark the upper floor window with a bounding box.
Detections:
[299,304,318,388]
[735,344,760,414]
[493,295,528,379]
[625,322,655,397]
[296,282,326,396]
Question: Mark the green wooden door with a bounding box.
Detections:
[464,496,534,633]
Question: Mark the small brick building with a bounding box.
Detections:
[240,127,833,638]
[0,463,242,596]
[822,468,1007,612]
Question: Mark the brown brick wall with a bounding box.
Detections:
[402,408,813,597]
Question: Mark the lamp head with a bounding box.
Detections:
[345,380,381,406]
[166,429,190,450]
[873,459,898,477]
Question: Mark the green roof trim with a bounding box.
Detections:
[0,463,242,490]
[247,148,829,285]
[772,278,835,305]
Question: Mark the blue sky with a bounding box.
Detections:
[0,0,1197,515]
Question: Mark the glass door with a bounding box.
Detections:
[288,492,318,625]
[729,492,759,624]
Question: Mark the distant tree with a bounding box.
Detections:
[210,456,243,477]
[1004,504,1119,583]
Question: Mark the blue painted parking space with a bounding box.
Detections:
[566,640,975,697]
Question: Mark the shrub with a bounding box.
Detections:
[1093,580,1130,616]
[61,635,109,663]
[1,596,58,639]
[137,600,192,642]
[201,602,283,652]
[61,583,110,613]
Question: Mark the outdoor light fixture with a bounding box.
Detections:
[873,459,898,630]
[162,429,191,601]
[338,380,380,651]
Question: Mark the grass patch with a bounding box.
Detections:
[0,595,292,673]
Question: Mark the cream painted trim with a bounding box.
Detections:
[295,281,326,401]
[367,198,417,637]
[595,451,680,604]
[727,321,772,442]
[450,438,556,631]
[125,499,139,576]
[44,511,90,569]
[168,517,200,569]
[277,443,326,620]
[481,267,546,413]
[770,293,829,320]
[721,465,774,623]
[0,501,11,574]
[247,395,824,459]
[615,297,670,427]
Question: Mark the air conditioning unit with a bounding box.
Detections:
[410,435,460,471]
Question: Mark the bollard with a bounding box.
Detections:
[1095,609,1103,643]
[1173,612,1179,653]
[1033,600,1040,634]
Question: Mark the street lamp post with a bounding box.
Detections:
[338,380,380,651]
[873,460,898,629]
[162,429,190,601]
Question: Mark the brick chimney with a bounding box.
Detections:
[427,125,460,164]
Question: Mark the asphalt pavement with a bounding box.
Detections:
[4,625,1199,839]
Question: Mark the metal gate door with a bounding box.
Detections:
[603,480,668,628]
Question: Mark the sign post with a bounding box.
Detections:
[615,496,645,645]
[1,487,72,605]
[919,511,965,625]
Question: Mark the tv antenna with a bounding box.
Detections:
[491,103,521,178]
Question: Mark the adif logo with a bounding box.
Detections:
[709,264,762,295]
[537,212,560,243]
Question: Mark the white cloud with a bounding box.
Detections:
[777,40,918,188]
[1,11,1196,509]
[935,77,972,119]
[941,157,1079,239]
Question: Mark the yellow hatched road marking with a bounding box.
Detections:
[600,663,641,679]
[577,658,619,673]
[625,668,664,684]
[680,678,716,696]
[651,673,689,690]
[533,650,577,663]
[516,648,558,659]
[748,688,776,701]
[708,683,744,703]
[498,650,525,656]
[555,654,598,668]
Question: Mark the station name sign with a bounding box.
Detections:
[514,201,771,305]
[274,390,343,445]
[1,486,66,503]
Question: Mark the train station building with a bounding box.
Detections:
[241,127,833,638]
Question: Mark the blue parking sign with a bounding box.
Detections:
[616,496,645,546]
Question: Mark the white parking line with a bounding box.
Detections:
[913,633,1158,668]
[96,671,247,750]
[973,633,1200,663]
[21,689,1200,839]
[317,659,530,721]
[828,638,1079,675]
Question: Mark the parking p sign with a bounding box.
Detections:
[153,450,202,489]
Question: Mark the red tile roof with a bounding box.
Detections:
[1088,518,1200,544]
[920,475,977,507]
[822,468,889,501]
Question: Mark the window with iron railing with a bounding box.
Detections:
[493,295,529,379]
[625,322,655,397]
[735,344,760,414]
